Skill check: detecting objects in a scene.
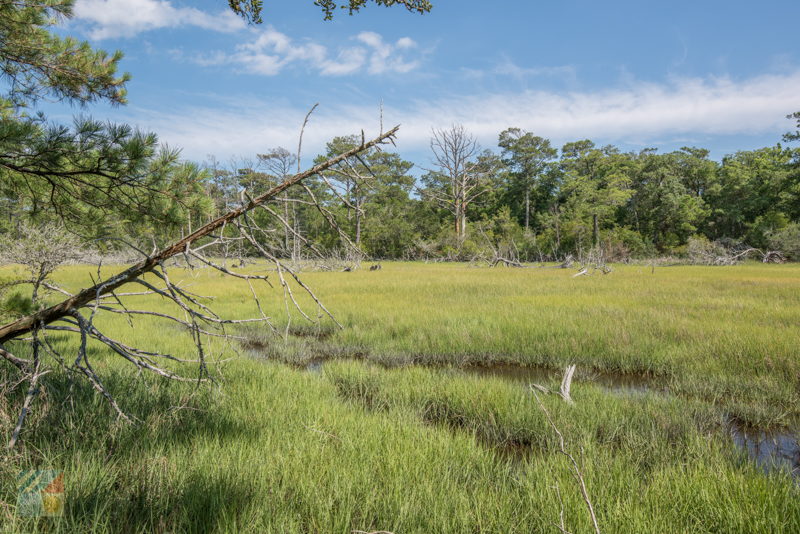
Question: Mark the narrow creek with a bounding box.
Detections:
[303,358,799,479]
[461,362,662,396]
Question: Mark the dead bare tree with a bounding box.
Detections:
[0,124,400,448]
[685,237,784,266]
[0,223,87,307]
[420,125,490,240]
[0,224,88,447]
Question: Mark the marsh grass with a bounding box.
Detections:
[239,261,799,426]
[0,261,798,532]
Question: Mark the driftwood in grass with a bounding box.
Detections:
[762,250,786,264]
[0,124,400,447]
[531,364,576,405]
[690,246,762,266]
[686,237,788,266]
[559,364,576,404]
[489,256,527,268]
[558,255,574,269]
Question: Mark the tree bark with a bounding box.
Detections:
[283,193,290,253]
[525,189,530,230]
[355,198,362,246]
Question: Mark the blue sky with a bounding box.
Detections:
[51,0,800,168]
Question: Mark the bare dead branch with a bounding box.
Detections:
[559,364,576,405]
[0,343,31,371]
[532,391,601,534]
[71,311,132,422]
[297,103,319,174]
[6,358,47,450]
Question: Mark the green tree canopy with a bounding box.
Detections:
[228,0,432,23]
[498,128,557,230]
[0,0,128,108]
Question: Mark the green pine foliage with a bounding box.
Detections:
[0,0,128,107]
[0,0,214,245]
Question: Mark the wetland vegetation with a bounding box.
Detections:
[2,261,798,532]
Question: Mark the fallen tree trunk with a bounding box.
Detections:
[0,126,399,346]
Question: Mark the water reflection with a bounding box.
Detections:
[729,421,800,478]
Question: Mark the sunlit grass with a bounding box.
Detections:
[1,261,798,532]
[223,260,798,425]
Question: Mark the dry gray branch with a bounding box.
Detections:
[552,482,573,534]
[532,391,601,534]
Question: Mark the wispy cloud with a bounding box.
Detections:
[493,57,577,81]
[459,57,577,84]
[72,0,246,39]
[116,70,800,161]
[70,1,421,75]
[189,27,420,76]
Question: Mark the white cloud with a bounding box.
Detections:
[319,47,368,76]
[116,71,800,161]
[460,58,577,83]
[355,31,419,74]
[191,27,419,77]
[72,0,245,39]
[70,1,420,76]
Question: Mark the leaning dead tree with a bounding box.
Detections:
[0,124,400,447]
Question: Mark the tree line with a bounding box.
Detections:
[7,120,799,263]
[219,120,800,262]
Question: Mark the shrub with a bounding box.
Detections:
[767,222,800,260]
[601,227,654,261]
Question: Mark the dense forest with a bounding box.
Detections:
[3,120,799,263]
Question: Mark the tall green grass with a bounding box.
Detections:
[0,261,798,532]
[2,358,797,533]
[243,261,800,425]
